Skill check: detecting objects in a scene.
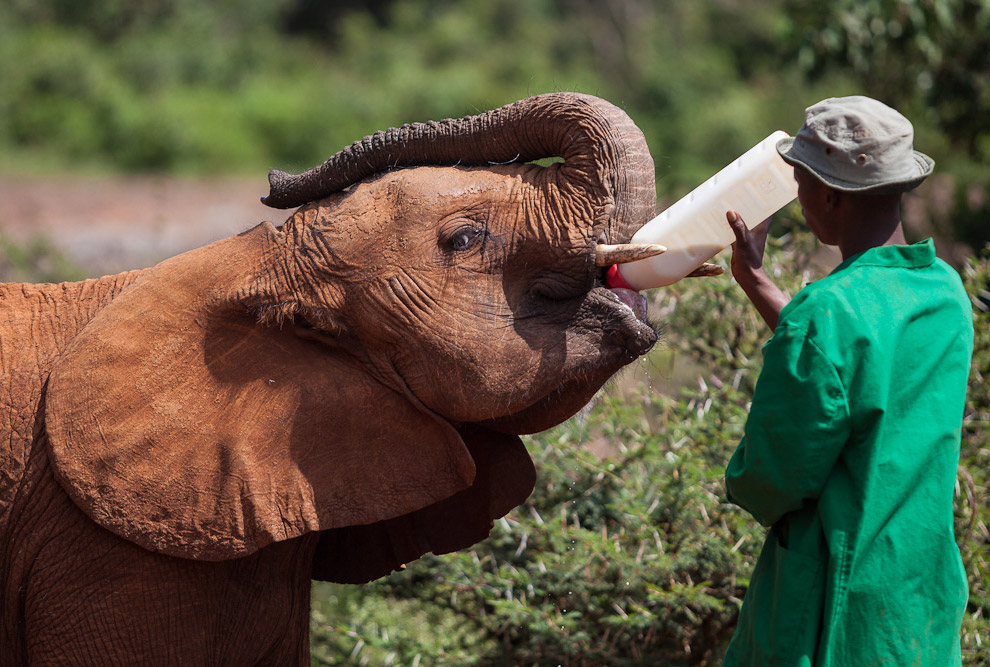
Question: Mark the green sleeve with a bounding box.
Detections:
[725,324,851,527]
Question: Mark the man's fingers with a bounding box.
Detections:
[726,210,747,242]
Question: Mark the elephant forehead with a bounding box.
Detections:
[386,166,587,232]
[315,164,596,255]
[394,164,523,197]
[346,166,518,220]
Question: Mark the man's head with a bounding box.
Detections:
[776,96,934,196]
[776,96,928,253]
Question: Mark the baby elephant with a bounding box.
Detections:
[0,92,659,664]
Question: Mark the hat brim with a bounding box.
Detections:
[776,137,934,195]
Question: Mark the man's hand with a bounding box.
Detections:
[726,210,788,332]
[727,210,771,282]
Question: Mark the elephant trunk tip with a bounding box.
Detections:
[261,170,296,209]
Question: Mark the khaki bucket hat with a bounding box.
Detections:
[776,96,934,194]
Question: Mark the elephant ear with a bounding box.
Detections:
[44,224,479,561]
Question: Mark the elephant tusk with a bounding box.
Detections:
[594,243,667,267]
[686,263,725,278]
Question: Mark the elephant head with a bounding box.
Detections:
[44,92,660,583]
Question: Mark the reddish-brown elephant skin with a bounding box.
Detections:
[0,93,658,664]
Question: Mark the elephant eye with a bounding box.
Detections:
[448,226,484,252]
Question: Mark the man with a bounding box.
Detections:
[721,96,973,665]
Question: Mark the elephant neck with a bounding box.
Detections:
[1,270,145,400]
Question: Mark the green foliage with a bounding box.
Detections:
[779,0,990,251]
[2,0,985,246]
[0,9,323,173]
[0,0,811,190]
[959,245,990,664]
[310,584,492,666]
[780,0,990,160]
[0,232,83,283]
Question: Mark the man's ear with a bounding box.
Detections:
[825,188,839,211]
[45,224,478,561]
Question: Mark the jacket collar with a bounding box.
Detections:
[831,238,936,275]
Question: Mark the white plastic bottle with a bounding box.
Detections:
[615,130,799,290]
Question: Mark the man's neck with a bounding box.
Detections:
[836,193,906,260]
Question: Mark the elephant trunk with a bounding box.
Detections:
[262,92,655,243]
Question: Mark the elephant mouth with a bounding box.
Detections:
[590,245,654,353]
[589,240,662,336]
[589,284,656,358]
[603,285,649,322]
[482,279,656,436]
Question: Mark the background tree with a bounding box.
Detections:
[2,0,984,246]
[779,0,990,250]
[781,0,990,159]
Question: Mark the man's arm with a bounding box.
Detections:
[725,324,851,526]
[726,210,789,331]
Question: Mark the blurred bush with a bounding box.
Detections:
[0,232,83,283]
[780,0,990,161]
[959,246,990,662]
[778,0,990,255]
[1,0,985,247]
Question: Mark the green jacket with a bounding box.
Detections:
[723,240,973,666]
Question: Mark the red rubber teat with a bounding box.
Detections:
[605,264,635,290]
